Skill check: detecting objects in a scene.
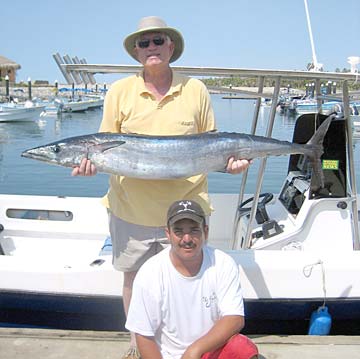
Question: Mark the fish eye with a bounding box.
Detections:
[53,145,61,153]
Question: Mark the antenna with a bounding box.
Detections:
[304,0,323,71]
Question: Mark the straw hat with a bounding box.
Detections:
[123,16,184,63]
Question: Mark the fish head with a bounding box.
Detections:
[21,137,89,168]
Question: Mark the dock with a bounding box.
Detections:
[1,328,360,359]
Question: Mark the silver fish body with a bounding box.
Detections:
[22,116,333,187]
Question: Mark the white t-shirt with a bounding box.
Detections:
[126,246,244,359]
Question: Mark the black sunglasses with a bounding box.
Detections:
[136,36,166,49]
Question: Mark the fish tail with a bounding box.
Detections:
[305,114,335,189]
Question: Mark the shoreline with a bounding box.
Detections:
[0,83,106,102]
[0,84,299,102]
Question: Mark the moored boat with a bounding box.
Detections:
[55,97,103,113]
[0,101,46,122]
[292,99,360,115]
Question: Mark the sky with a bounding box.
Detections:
[2,0,360,84]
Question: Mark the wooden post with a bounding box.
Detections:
[327,81,332,95]
[28,77,32,100]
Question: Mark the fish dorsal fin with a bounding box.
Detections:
[93,141,125,153]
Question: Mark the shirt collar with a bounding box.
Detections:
[137,70,183,97]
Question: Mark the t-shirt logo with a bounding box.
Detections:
[202,292,218,308]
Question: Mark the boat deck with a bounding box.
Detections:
[1,328,359,359]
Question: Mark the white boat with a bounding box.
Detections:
[56,98,93,113]
[292,99,360,115]
[55,96,104,113]
[293,99,340,114]
[84,95,105,110]
[1,67,360,334]
[0,101,46,122]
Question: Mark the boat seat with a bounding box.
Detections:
[288,113,346,198]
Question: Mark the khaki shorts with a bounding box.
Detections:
[109,212,169,272]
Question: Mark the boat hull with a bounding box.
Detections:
[0,289,125,331]
[0,105,46,122]
[56,96,104,113]
[1,289,359,334]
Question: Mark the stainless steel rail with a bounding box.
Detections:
[60,62,359,82]
[241,77,281,250]
[53,57,360,250]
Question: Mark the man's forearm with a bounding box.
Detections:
[182,315,245,359]
[136,334,162,359]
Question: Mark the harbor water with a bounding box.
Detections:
[1,94,359,197]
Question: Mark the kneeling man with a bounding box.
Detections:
[126,200,258,359]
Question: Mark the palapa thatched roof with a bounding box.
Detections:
[0,55,21,70]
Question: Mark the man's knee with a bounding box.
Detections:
[201,334,259,359]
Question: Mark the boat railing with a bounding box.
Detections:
[54,57,360,251]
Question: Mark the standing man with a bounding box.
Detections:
[126,200,258,359]
[72,16,250,358]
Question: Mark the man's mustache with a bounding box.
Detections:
[180,242,196,249]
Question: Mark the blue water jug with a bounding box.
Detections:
[308,306,332,335]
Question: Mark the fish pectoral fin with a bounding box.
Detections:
[94,141,126,153]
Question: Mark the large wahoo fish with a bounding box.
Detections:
[22,115,333,188]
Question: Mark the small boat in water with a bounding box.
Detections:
[294,99,340,114]
[0,101,46,122]
[55,95,104,113]
[292,99,360,115]
[1,66,360,334]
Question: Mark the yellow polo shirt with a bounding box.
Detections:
[99,71,215,226]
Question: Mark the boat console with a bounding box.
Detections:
[278,171,309,216]
[234,113,350,250]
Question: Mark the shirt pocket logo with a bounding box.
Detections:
[180,121,194,126]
